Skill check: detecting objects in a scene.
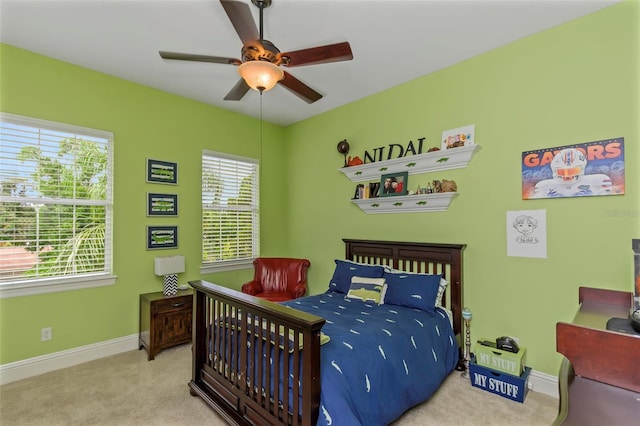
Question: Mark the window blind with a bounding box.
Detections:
[202,150,259,269]
[0,113,113,285]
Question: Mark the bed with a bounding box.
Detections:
[188,239,465,425]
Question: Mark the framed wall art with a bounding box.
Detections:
[146,159,178,184]
[380,172,408,197]
[147,193,178,216]
[146,226,178,250]
[441,124,475,149]
[522,137,624,200]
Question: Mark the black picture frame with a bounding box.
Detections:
[146,226,178,250]
[380,172,408,197]
[147,193,178,216]
[146,159,178,184]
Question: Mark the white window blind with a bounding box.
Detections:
[0,113,113,291]
[202,150,259,271]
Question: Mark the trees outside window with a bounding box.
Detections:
[202,151,259,272]
[0,113,113,293]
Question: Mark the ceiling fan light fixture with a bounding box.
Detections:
[238,61,284,93]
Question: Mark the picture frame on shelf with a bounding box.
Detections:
[146,159,178,184]
[146,225,178,250]
[380,172,408,197]
[147,193,178,216]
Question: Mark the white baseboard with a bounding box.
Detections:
[1,334,560,400]
[528,369,559,399]
[0,333,139,385]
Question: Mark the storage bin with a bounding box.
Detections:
[469,357,531,403]
[475,339,526,376]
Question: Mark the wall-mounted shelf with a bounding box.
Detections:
[339,144,481,183]
[352,192,458,214]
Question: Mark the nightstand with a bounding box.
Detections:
[139,289,193,360]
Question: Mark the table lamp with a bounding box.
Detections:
[154,255,185,297]
[461,307,473,379]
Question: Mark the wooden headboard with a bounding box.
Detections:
[343,239,466,337]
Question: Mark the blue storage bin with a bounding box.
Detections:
[469,356,531,403]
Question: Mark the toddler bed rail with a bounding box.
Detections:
[188,280,325,425]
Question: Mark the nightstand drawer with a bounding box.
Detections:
[151,295,192,314]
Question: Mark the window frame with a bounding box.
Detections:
[200,150,260,274]
[0,113,116,298]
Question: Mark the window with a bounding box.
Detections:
[0,113,114,298]
[202,150,259,272]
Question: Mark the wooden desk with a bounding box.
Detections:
[554,287,640,425]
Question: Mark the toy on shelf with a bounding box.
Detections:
[347,156,363,166]
[441,179,457,192]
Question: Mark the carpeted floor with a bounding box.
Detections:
[0,344,557,425]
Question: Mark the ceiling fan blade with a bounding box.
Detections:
[224,78,251,101]
[278,71,322,104]
[159,51,241,65]
[220,0,260,46]
[281,42,353,68]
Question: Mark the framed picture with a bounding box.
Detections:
[146,226,178,250]
[147,193,178,216]
[146,159,178,184]
[441,124,475,150]
[380,172,408,197]
[521,137,625,200]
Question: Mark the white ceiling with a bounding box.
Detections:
[0,0,620,126]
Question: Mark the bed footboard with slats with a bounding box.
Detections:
[188,280,325,426]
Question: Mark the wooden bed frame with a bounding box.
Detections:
[188,239,465,426]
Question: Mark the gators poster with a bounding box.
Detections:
[522,137,625,200]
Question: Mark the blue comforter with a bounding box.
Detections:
[282,291,459,426]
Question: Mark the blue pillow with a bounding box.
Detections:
[383,271,442,314]
[329,260,385,294]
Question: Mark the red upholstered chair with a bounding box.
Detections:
[241,257,310,302]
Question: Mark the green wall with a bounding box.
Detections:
[284,1,638,376]
[1,1,638,378]
[0,44,288,364]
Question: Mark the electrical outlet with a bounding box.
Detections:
[41,327,52,341]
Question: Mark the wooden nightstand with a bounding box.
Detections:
[139,289,193,360]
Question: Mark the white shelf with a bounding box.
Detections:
[339,144,481,182]
[351,192,458,214]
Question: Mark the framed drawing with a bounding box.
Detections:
[380,172,408,197]
[441,124,475,149]
[146,159,178,184]
[147,193,178,216]
[146,226,178,250]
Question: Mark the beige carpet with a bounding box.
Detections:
[0,344,557,425]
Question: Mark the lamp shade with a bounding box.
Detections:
[154,255,185,276]
[238,61,284,92]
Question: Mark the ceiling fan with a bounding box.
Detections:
[159,0,353,103]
